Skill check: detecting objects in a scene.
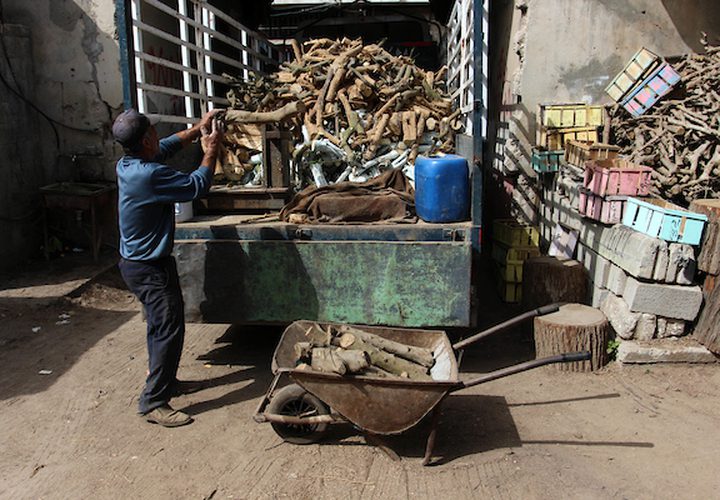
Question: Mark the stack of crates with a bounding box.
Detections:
[492,219,541,303]
[536,103,604,151]
[578,158,653,224]
[605,47,681,117]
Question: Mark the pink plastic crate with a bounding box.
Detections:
[584,158,652,197]
[578,190,628,224]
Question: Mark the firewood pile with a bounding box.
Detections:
[221,38,460,188]
[293,323,435,380]
[609,43,720,205]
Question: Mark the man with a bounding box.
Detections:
[112,108,223,427]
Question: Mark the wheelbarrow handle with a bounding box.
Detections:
[455,351,591,390]
[452,303,561,351]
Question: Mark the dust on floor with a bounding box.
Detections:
[1,256,719,499]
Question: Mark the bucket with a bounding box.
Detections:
[414,155,470,223]
[174,201,193,223]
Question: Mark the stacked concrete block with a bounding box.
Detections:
[623,277,702,321]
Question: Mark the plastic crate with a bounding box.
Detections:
[532,149,564,174]
[496,273,522,303]
[493,219,540,248]
[584,158,652,197]
[605,47,661,102]
[623,197,708,245]
[539,126,599,150]
[578,189,628,224]
[491,242,541,283]
[539,103,604,128]
[564,140,621,167]
[620,62,681,117]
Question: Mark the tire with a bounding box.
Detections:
[266,384,330,444]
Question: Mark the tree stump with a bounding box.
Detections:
[534,303,609,372]
[694,278,720,355]
[689,199,720,276]
[522,256,588,310]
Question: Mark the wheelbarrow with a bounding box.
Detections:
[254,304,591,464]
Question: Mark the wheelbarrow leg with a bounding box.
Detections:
[422,404,442,466]
[364,433,400,462]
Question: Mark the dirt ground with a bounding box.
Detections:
[1,253,719,500]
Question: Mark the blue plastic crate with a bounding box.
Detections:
[622,197,708,245]
[620,62,681,117]
[531,149,564,174]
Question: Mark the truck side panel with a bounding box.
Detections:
[176,240,472,327]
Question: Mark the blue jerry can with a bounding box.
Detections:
[414,155,470,223]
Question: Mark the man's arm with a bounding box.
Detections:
[151,117,224,203]
[174,109,223,147]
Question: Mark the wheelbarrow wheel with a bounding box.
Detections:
[267,384,330,444]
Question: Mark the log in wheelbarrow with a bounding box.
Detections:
[254,304,591,464]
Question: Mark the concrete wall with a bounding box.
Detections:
[486,0,720,225]
[0,1,124,270]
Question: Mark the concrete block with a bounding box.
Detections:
[653,244,669,282]
[622,277,703,321]
[579,245,611,287]
[667,244,697,285]
[634,313,656,341]
[579,220,608,253]
[656,318,686,338]
[606,264,628,296]
[600,293,640,339]
[588,282,609,308]
[597,225,664,280]
[617,339,718,364]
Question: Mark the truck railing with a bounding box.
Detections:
[119,0,283,125]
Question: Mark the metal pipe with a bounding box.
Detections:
[452,303,560,351]
[456,352,592,390]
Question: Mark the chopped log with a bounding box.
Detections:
[294,341,313,361]
[310,347,347,375]
[363,113,390,160]
[689,199,720,275]
[534,303,609,371]
[693,277,720,354]
[522,257,588,310]
[338,325,434,367]
[338,333,356,348]
[225,101,306,123]
[331,335,431,380]
[335,349,371,372]
[402,111,417,145]
[304,323,331,346]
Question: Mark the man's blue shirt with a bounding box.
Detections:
[116,135,212,261]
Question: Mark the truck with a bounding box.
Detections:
[116,0,488,328]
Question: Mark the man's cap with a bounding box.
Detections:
[112,108,160,148]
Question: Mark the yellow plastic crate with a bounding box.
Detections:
[493,219,540,248]
[497,274,522,303]
[539,103,604,128]
[539,126,599,151]
[491,242,540,283]
[564,140,621,167]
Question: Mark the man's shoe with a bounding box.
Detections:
[172,379,207,396]
[143,405,193,427]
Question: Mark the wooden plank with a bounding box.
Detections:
[694,275,720,354]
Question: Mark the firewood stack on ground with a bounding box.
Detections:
[293,323,435,380]
[220,37,460,188]
[609,42,720,205]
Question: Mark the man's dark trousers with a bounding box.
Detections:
[119,256,185,414]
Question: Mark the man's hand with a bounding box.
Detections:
[198,108,223,132]
[201,117,224,154]
[175,108,225,147]
[200,117,225,169]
